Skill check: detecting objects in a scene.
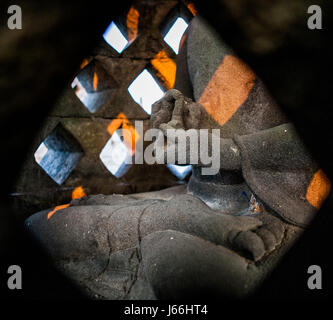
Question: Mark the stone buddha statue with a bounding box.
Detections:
[25,15,331,299]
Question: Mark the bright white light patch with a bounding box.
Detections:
[103,21,128,53]
[128,69,165,114]
[100,130,132,178]
[167,164,192,180]
[71,77,88,103]
[34,142,48,164]
[163,17,188,54]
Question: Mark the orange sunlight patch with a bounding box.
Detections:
[107,113,140,155]
[198,54,256,127]
[127,6,139,43]
[187,2,197,16]
[179,33,187,51]
[72,186,86,200]
[47,204,70,220]
[93,72,98,91]
[151,50,176,89]
[306,169,331,209]
[80,58,89,69]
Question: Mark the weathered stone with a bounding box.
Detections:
[22,2,330,301]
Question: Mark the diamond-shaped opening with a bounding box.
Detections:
[163,17,189,54]
[167,164,192,180]
[34,124,83,185]
[160,3,194,54]
[103,21,128,53]
[100,129,132,178]
[103,6,140,54]
[71,60,117,113]
[128,69,165,115]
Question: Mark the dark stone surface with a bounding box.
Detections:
[25,190,299,299]
[235,123,318,227]
[24,201,156,299]
[188,170,250,212]
[185,15,289,137]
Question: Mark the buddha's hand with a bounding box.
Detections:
[224,213,285,262]
[150,89,202,131]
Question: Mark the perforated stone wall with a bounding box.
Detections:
[13,0,197,215]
